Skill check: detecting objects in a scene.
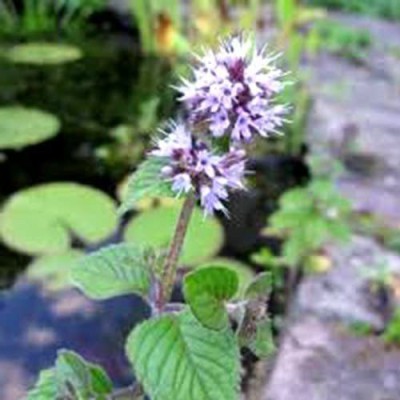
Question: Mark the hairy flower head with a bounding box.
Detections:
[152,121,246,215]
[178,36,289,142]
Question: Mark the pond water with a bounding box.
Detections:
[0,35,176,398]
[0,32,307,399]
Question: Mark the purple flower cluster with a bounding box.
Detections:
[150,36,289,215]
[152,122,246,215]
[178,36,289,142]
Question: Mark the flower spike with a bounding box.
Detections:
[178,35,290,143]
[151,122,246,215]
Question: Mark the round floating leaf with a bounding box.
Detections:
[7,42,83,65]
[0,183,118,255]
[71,243,152,300]
[184,266,239,330]
[124,206,224,266]
[126,310,240,400]
[27,250,84,292]
[0,107,60,150]
[201,258,255,298]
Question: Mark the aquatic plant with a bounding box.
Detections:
[124,204,224,266]
[0,106,60,149]
[266,169,351,272]
[0,0,106,38]
[129,0,264,55]
[0,183,117,255]
[27,35,289,400]
[312,20,372,62]
[273,0,315,155]
[383,309,400,346]
[6,42,83,65]
[305,0,400,21]
[268,177,351,266]
[129,0,186,55]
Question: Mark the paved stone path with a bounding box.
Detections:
[261,14,400,400]
[263,237,400,400]
[307,14,400,224]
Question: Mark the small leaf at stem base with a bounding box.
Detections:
[183,265,239,330]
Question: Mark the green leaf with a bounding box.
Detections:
[184,266,238,330]
[250,248,282,268]
[6,43,83,65]
[245,272,273,300]
[27,351,113,400]
[119,157,175,215]
[124,206,224,266]
[238,272,275,359]
[202,258,255,299]
[27,369,57,400]
[89,365,114,396]
[277,0,296,26]
[129,0,155,52]
[302,217,330,247]
[279,188,312,211]
[281,232,306,265]
[0,183,117,255]
[56,351,92,398]
[126,310,240,400]
[71,243,151,300]
[237,305,275,359]
[328,219,351,242]
[382,309,400,346]
[270,188,313,231]
[269,178,351,266]
[0,106,60,150]
[269,209,310,230]
[309,179,335,199]
[55,350,113,398]
[248,318,275,359]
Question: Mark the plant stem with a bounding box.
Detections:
[106,384,143,400]
[159,194,196,310]
[218,0,230,21]
[109,197,194,399]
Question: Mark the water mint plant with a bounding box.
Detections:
[27,35,289,400]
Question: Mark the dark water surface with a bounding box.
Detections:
[0,36,175,398]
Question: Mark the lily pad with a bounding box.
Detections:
[27,250,84,292]
[0,107,60,150]
[7,42,83,65]
[0,183,118,255]
[124,205,224,266]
